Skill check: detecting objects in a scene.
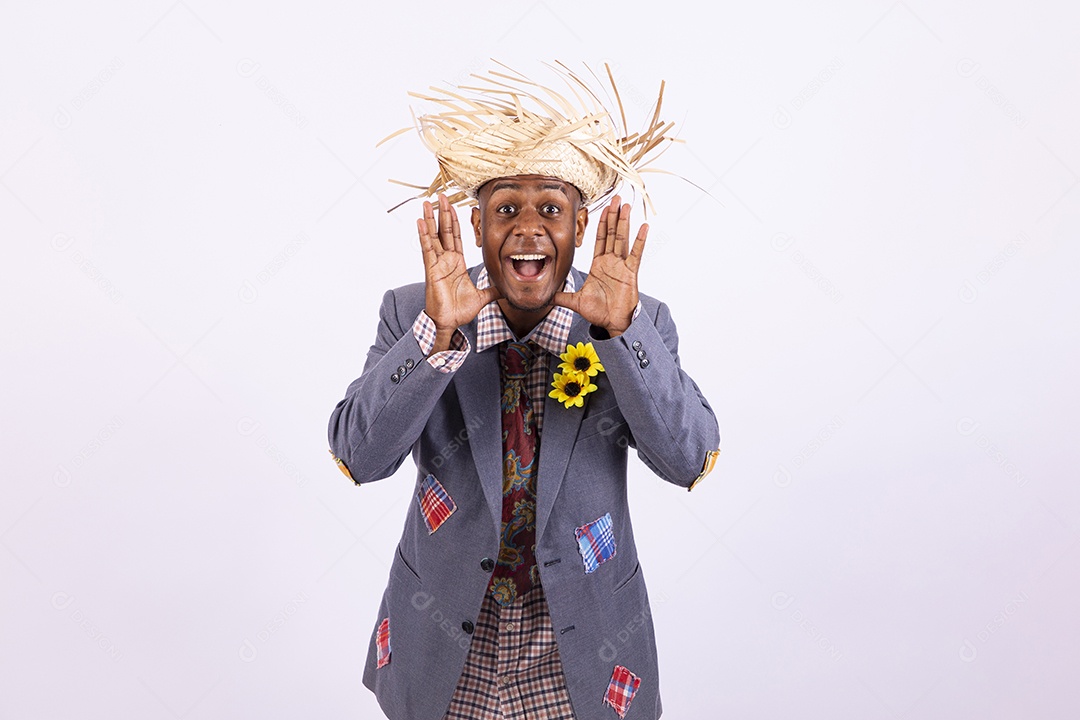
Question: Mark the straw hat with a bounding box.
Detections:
[380,61,681,214]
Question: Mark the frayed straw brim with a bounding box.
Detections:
[379,60,682,214]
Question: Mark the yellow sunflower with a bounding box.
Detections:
[558,341,605,377]
[549,371,597,409]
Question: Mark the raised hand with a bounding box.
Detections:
[418,194,502,352]
[552,195,646,337]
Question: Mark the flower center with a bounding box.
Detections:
[565,382,581,396]
[573,357,591,371]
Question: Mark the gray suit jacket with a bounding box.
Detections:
[327,264,721,720]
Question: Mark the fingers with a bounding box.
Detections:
[627,223,648,271]
[594,196,636,259]
[417,215,438,269]
[614,202,631,259]
[593,203,609,259]
[449,198,463,254]
[438,194,457,254]
[423,200,439,253]
[420,194,464,259]
[604,196,619,255]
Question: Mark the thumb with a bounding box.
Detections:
[551,291,579,312]
[478,285,502,306]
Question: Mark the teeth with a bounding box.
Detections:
[510,254,546,261]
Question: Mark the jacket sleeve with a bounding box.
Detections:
[327,288,459,485]
[589,299,721,490]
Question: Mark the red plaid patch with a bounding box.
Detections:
[416,473,456,534]
[602,665,641,718]
[376,617,391,669]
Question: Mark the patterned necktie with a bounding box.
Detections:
[488,341,540,607]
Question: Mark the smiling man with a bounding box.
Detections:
[328,64,721,720]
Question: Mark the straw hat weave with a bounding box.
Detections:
[380,61,680,214]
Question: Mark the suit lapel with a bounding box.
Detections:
[535,271,590,545]
[454,265,505,537]
[454,338,505,539]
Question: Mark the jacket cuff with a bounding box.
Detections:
[587,300,642,341]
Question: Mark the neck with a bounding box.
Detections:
[498,299,553,339]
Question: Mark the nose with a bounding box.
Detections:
[512,205,543,238]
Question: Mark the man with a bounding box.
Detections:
[328,64,721,720]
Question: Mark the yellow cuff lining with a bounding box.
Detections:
[688,449,720,492]
[329,449,354,482]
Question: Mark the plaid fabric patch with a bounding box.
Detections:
[575,512,617,574]
[602,665,641,718]
[376,617,391,669]
[416,473,457,534]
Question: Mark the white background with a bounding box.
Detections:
[3,1,1078,718]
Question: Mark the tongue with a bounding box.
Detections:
[514,259,544,278]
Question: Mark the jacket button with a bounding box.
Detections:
[636,349,647,360]
[480,557,495,572]
[639,358,650,369]
[462,621,474,634]
[390,372,400,383]
[632,340,642,350]
[397,365,407,376]
[405,358,415,369]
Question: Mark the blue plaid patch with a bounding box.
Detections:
[574,512,617,574]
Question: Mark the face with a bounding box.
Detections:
[471,174,588,327]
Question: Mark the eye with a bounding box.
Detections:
[542,203,561,214]
[496,203,516,215]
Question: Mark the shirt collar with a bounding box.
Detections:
[474,265,577,356]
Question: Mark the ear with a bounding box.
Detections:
[574,205,588,247]
[471,207,482,247]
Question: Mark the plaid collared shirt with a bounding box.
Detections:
[443,583,576,720]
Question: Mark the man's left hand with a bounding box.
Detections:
[552,195,646,338]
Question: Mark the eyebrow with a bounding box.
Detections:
[488,181,570,198]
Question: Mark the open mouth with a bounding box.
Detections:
[506,253,551,282]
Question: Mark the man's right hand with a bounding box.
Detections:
[417,194,501,353]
